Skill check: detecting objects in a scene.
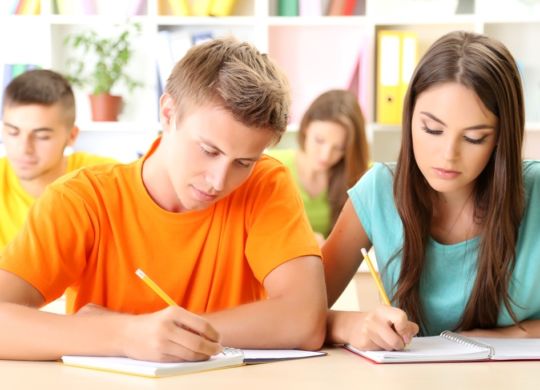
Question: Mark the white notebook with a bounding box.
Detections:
[345,331,540,364]
[62,348,326,377]
[62,347,244,378]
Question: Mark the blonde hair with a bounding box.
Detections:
[165,37,290,143]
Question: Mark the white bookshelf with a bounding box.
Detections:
[1,0,540,162]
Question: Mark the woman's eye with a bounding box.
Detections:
[464,135,488,145]
[422,126,443,135]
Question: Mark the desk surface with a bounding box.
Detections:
[3,347,540,390]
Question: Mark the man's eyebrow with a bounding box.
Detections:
[3,122,19,130]
[200,138,261,161]
[3,122,54,133]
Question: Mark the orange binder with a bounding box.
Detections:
[376,30,418,125]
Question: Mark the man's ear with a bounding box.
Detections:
[67,125,80,146]
[159,93,175,132]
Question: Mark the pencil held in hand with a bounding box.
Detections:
[136,268,177,306]
[135,268,222,350]
[361,248,391,305]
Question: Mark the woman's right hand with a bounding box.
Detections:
[330,306,419,351]
[120,306,222,362]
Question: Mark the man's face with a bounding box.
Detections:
[160,100,275,212]
[2,103,76,181]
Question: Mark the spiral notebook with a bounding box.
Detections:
[62,348,326,377]
[345,331,540,363]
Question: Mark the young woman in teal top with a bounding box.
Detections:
[271,90,369,243]
[323,31,540,351]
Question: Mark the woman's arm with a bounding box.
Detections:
[460,320,540,338]
[322,200,419,350]
[322,200,369,306]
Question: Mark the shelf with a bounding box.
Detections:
[2,0,540,160]
[155,15,259,26]
[526,123,540,132]
[77,121,161,133]
[46,14,147,25]
[372,14,477,26]
[267,15,369,27]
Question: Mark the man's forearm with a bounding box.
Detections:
[203,297,326,350]
[0,303,126,360]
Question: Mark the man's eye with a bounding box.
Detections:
[200,145,218,156]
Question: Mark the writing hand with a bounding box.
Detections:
[346,306,419,351]
[121,306,222,362]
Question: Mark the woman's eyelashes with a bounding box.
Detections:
[463,135,488,144]
[421,125,442,135]
[421,123,489,145]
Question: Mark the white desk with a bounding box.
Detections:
[2,347,540,390]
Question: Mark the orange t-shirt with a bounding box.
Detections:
[0,139,320,314]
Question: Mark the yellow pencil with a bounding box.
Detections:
[361,248,391,306]
[135,268,177,306]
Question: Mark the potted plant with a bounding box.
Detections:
[64,23,142,121]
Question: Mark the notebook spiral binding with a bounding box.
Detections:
[440,330,495,358]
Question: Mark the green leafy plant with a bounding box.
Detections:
[64,23,142,95]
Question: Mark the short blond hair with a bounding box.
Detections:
[165,37,290,143]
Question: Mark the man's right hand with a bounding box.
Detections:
[121,306,222,362]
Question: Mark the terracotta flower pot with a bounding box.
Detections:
[89,94,122,121]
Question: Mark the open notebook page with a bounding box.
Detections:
[62,348,244,378]
[346,336,490,363]
[472,337,540,360]
[62,348,327,377]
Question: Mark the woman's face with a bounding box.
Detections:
[412,82,497,199]
[303,120,347,172]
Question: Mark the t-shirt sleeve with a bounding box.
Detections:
[0,183,93,303]
[68,152,118,171]
[347,163,378,241]
[524,160,540,202]
[243,159,321,283]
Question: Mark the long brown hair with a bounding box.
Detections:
[393,31,525,332]
[298,89,370,229]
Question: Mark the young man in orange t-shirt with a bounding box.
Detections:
[0,38,327,362]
